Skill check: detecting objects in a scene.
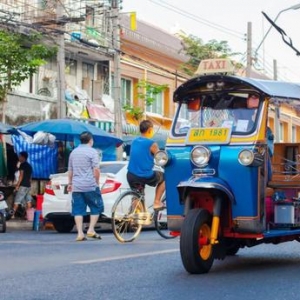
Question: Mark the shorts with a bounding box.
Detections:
[71,187,104,216]
[14,186,32,205]
[127,171,164,189]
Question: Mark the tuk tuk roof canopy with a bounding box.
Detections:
[174,75,300,104]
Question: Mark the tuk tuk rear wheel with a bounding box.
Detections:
[180,208,214,274]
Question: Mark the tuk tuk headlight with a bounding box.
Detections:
[238,150,254,166]
[191,146,211,167]
[238,149,264,166]
[154,150,169,167]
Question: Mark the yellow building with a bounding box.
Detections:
[117,15,189,131]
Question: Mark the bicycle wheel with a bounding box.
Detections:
[0,212,7,233]
[154,198,176,239]
[111,190,145,243]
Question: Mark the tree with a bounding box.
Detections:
[0,30,57,121]
[179,34,242,75]
[123,80,168,122]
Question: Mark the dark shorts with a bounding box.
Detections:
[72,187,104,216]
[127,171,164,190]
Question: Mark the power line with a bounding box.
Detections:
[147,0,245,40]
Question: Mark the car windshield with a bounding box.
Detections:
[100,163,126,174]
[173,92,261,136]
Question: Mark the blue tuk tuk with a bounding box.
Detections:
[154,61,300,273]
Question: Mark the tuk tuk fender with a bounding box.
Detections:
[178,176,233,245]
[177,176,235,206]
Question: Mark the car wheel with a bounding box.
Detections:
[52,219,74,233]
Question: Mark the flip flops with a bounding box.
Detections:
[76,236,87,242]
[87,233,102,240]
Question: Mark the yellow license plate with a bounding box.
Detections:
[186,128,231,144]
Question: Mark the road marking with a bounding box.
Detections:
[72,248,179,264]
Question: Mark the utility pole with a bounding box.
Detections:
[246,22,252,77]
[273,59,280,143]
[56,1,66,119]
[273,59,278,80]
[111,0,123,160]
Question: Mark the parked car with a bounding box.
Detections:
[42,161,157,233]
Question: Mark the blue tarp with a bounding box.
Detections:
[11,135,58,179]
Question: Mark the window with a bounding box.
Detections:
[146,92,163,115]
[86,6,95,27]
[279,123,284,142]
[82,62,94,79]
[65,59,77,76]
[121,78,132,107]
[292,125,296,142]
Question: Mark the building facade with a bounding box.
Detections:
[0,0,299,142]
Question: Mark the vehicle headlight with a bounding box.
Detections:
[238,150,254,166]
[190,146,211,167]
[154,150,169,167]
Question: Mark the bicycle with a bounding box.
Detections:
[111,183,177,243]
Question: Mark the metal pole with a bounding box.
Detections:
[273,59,278,81]
[246,22,252,77]
[56,1,66,119]
[112,0,123,160]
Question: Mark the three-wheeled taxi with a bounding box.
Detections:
[154,59,300,274]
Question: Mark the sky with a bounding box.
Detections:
[122,0,300,83]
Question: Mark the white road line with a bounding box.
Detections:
[72,249,179,264]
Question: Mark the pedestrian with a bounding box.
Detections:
[67,131,104,241]
[127,120,165,210]
[13,151,33,218]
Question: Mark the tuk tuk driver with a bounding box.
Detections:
[231,94,259,132]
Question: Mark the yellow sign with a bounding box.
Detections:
[130,12,137,31]
[186,128,231,144]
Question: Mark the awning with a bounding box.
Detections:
[80,119,138,135]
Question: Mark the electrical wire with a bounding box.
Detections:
[147,0,245,40]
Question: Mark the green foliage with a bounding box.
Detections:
[123,80,168,121]
[123,104,144,121]
[0,30,57,101]
[179,34,242,75]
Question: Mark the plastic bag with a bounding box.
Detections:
[32,131,56,146]
[17,130,33,143]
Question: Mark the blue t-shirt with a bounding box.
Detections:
[128,137,155,178]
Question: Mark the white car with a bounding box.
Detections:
[42,161,157,233]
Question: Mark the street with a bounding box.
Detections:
[1,227,300,300]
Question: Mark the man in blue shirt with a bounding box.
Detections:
[127,120,165,210]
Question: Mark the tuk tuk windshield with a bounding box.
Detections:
[174,92,261,136]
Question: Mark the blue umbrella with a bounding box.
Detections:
[18,118,123,147]
[0,122,18,134]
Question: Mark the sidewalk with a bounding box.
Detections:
[7,219,54,231]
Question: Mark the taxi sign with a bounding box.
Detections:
[195,58,235,76]
[186,127,232,145]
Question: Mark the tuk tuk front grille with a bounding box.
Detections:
[192,168,216,176]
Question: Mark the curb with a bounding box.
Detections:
[7,220,54,231]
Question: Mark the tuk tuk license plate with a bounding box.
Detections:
[186,128,232,145]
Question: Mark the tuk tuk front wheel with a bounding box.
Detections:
[180,208,214,274]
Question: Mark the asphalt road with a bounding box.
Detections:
[1,226,300,300]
